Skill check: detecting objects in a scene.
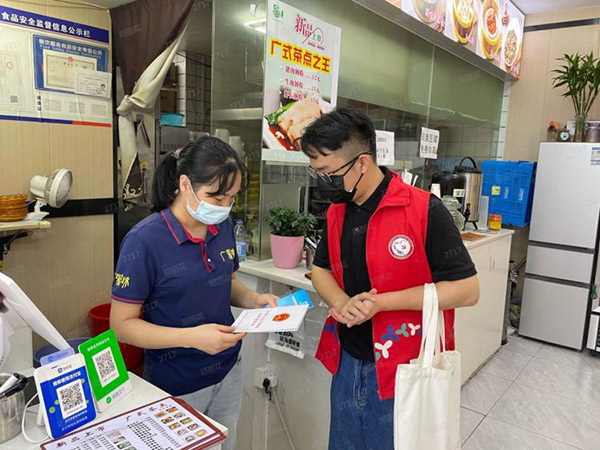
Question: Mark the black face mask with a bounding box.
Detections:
[317,172,364,204]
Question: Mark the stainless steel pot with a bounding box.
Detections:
[0,373,26,444]
[455,157,483,226]
[305,247,315,270]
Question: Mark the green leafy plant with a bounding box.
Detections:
[552,53,600,141]
[267,207,315,237]
[264,101,295,126]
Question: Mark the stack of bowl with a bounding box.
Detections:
[0,195,28,222]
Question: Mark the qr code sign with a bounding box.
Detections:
[92,346,119,387]
[57,380,86,418]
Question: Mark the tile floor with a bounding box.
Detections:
[460,332,600,450]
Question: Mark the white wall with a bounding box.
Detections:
[234,274,332,450]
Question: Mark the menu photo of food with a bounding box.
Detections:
[478,0,502,61]
[500,0,524,76]
[409,0,448,31]
[262,96,331,152]
[450,0,479,48]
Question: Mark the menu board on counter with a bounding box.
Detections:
[386,0,524,78]
[262,0,341,158]
[42,397,225,450]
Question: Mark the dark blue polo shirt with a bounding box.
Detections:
[111,208,240,396]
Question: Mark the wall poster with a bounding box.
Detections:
[0,5,111,126]
[262,0,341,159]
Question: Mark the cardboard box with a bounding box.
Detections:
[160,89,177,113]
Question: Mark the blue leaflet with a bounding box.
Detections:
[264,289,314,308]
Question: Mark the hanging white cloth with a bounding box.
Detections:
[116,25,187,209]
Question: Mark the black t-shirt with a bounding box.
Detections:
[313,167,477,362]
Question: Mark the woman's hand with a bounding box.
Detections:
[254,293,278,308]
[185,324,246,355]
[230,276,278,309]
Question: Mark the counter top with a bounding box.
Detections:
[239,259,315,293]
[461,228,514,250]
[239,229,514,291]
[5,372,227,449]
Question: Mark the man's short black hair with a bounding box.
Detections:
[300,107,377,161]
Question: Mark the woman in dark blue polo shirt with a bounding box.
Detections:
[110,137,276,450]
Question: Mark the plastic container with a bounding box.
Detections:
[489,214,502,231]
[233,220,247,262]
[270,235,304,269]
[89,303,143,370]
[481,160,537,227]
[159,113,184,127]
[33,337,90,368]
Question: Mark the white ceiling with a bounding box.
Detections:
[512,0,600,15]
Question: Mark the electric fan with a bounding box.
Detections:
[28,169,73,221]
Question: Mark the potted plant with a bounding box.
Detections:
[267,207,316,269]
[552,53,600,141]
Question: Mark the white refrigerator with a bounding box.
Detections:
[520,142,600,350]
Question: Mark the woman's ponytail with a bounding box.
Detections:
[151,136,248,212]
[151,151,179,212]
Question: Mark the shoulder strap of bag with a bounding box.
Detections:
[418,283,439,368]
[434,285,447,355]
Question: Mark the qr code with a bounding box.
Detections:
[56,380,86,418]
[92,347,119,387]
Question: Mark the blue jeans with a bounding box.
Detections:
[329,351,394,450]
[178,356,242,450]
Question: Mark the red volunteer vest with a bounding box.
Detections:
[315,171,455,400]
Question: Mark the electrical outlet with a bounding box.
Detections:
[254,363,276,389]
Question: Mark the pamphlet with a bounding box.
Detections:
[232,305,309,334]
[264,289,314,308]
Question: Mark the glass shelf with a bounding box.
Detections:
[211,108,263,121]
[261,148,309,165]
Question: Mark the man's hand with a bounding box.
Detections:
[330,289,379,327]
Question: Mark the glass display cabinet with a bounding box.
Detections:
[212,0,504,261]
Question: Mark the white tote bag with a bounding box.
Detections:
[394,283,461,450]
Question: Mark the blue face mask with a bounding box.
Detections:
[185,187,233,225]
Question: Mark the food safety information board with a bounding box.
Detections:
[0,5,111,126]
[261,0,341,157]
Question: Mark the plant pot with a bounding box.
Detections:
[575,114,587,142]
[270,234,304,269]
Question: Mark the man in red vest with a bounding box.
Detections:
[300,108,480,449]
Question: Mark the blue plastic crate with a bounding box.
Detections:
[481,160,537,227]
